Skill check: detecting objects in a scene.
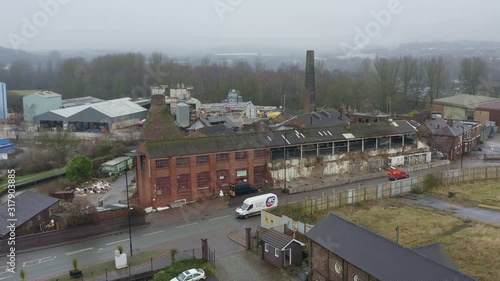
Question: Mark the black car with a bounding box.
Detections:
[229,182,258,197]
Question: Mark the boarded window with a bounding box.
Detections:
[176,157,189,167]
[216,170,230,187]
[253,166,266,187]
[235,151,248,160]
[156,176,170,196]
[197,172,210,190]
[177,174,191,194]
[196,155,209,165]
[155,159,169,169]
[216,153,229,163]
[254,149,265,158]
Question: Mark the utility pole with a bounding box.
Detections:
[123,168,133,256]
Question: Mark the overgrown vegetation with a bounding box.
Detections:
[65,154,93,182]
[60,196,97,226]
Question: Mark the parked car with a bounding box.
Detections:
[235,193,278,219]
[228,182,259,197]
[387,167,409,181]
[170,268,205,281]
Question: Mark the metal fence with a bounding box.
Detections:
[51,248,203,281]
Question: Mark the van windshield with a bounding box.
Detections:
[240,203,249,210]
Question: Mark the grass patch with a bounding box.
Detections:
[432,179,500,207]
[152,259,215,281]
[0,167,66,192]
[277,198,500,281]
[47,249,166,281]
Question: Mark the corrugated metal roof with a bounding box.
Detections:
[306,213,476,281]
[433,94,498,109]
[40,98,147,119]
[145,120,416,158]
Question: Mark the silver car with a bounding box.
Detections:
[170,268,206,281]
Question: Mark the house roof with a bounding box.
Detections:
[306,213,476,281]
[475,99,500,111]
[412,243,458,270]
[433,94,498,109]
[424,118,478,137]
[0,191,59,236]
[144,120,417,158]
[260,229,305,250]
[296,110,350,128]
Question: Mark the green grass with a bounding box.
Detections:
[0,167,66,192]
[431,179,500,207]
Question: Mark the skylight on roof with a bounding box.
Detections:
[342,133,355,139]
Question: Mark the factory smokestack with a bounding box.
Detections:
[304,50,316,113]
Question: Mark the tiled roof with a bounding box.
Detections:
[0,191,59,237]
[260,229,304,250]
[306,213,476,281]
[145,120,417,158]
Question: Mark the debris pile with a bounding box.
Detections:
[75,180,113,195]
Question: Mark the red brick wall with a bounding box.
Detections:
[137,148,269,207]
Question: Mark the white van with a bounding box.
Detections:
[235,193,278,219]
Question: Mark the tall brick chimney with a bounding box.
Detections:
[304,50,316,114]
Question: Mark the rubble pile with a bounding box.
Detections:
[75,180,113,195]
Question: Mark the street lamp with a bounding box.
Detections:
[122,168,133,256]
[282,132,293,193]
[458,124,465,169]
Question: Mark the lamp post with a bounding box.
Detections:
[122,168,133,256]
[458,125,465,169]
[283,132,293,193]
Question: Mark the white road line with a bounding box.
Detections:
[65,247,94,256]
[22,256,57,268]
[209,215,230,221]
[106,238,130,246]
[176,222,198,229]
[0,275,12,280]
[142,230,165,237]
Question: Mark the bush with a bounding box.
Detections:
[66,154,93,182]
[118,245,124,254]
[423,173,442,191]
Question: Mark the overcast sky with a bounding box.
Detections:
[2,0,499,53]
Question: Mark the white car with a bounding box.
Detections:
[170,268,206,281]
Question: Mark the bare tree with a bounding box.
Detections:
[460,56,488,95]
[373,57,400,113]
[410,59,426,109]
[425,56,447,105]
[400,56,417,97]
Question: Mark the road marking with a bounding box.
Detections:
[106,238,130,246]
[209,215,230,221]
[142,230,165,237]
[0,276,12,280]
[22,256,57,268]
[0,266,7,274]
[65,247,94,256]
[176,222,198,229]
[97,248,104,253]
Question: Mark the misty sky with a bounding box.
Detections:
[1,0,499,53]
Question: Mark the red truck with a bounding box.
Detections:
[387,167,409,181]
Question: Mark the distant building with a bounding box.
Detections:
[432,94,498,121]
[23,90,62,122]
[0,82,7,119]
[62,96,104,108]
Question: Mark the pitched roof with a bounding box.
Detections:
[144,120,417,158]
[306,213,476,281]
[433,94,498,109]
[260,229,305,250]
[0,191,59,236]
[424,118,477,137]
[139,94,182,142]
[475,99,500,111]
[296,110,350,128]
[412,243,458,270]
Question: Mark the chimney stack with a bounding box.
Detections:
[304,50,316,114]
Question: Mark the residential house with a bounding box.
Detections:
[306,213,476,281]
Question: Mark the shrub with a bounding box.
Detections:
[72,258,79,271]
[423,173,442,191]
[118,245,124,254]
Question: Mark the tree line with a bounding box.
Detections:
[1,52,496,115]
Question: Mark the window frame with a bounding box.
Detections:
[274,248,279,257]
[155,159,169,169]
[265,243,269,252]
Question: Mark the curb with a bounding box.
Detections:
[478,204,500,211]
[227,232,246,247]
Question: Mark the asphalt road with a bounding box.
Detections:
[2,150,500,280]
